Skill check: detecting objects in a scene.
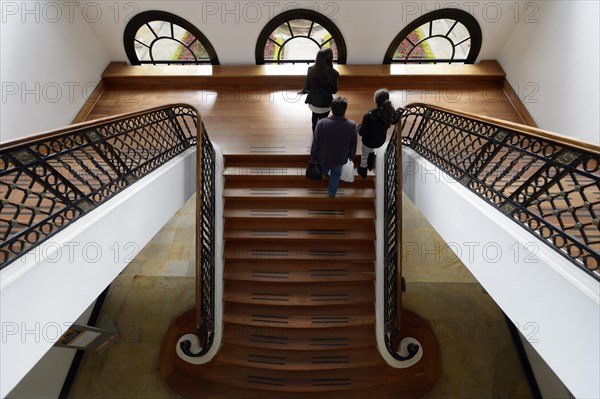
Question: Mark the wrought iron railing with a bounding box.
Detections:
[179,120,217,358]
[1,102,219,359]
[381,119,419,361]
[398,103,599,280]
[0,104,200,270]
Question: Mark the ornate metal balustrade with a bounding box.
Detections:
[382,122,420,360]
[398,103,599,280]
[180,120,217,357]
[0,104,199,270]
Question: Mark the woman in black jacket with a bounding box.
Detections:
[298,47,340,131]
[357,89,403,178]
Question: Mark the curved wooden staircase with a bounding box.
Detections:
[160,154,441,398]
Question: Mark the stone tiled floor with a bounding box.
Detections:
[68,194,534,398]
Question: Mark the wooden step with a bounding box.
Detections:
[225,198,373,210]
[224,154,310,167]
[224,281,375,306]
[223,166,375,188]
[224,228,375,242]
[221,323,375,351]
[223,242,375,262]
[213,344,383,371]
[185,363,416,392]
[223,260,375,283]
[223,187,376,202]
[224,154,364,167]
[225,178,375,189]
[223,303,375,328]
[224,165,374,178]
[224,208,375,230]
[200,381,398,399]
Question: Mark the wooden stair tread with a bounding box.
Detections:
[224,228,375,241]
[222,323,376,350]
[225,179,375,189]
[224,166,374,176]
[223,259,375,283]
[223,243,375,261]
[224,281,374,306]
[223,303,375,328]
[199,381,398,399]
[178,363,428,392]
[213,344,383,371]
[224,207,375,219]
[225,199,373,210]
[224,187,376,200]
[224,154,311,166]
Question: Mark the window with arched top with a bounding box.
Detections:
[255,9,347,64]
[384,9,482,64]
[124,11,219,65]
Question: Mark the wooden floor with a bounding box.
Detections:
[86,63,526,155]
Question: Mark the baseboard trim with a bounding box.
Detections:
[502,78,538,127]
[71,79,105,124]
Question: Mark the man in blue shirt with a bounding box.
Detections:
[310,97,357,198]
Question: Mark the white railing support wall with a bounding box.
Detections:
[402,147,600,399]
[0,148,197,398]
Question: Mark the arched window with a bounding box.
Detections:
[124,11,219,65]
[255,9,347,64]
[384,9,482,64]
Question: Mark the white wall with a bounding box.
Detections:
[520,334,574,399]
[6,302,95,399]
[402,148,600,399]
[82,0,518,64]
[499,1,600,143]
[0,148,197,398]
[0,1,109,143]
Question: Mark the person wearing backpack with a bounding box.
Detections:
[357,89,403,178]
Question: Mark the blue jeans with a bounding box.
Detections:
[322,165,342,197]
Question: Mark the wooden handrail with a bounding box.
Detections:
[0,103,199,150]
[406,102,600,154]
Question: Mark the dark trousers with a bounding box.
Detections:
[311,111,330,131]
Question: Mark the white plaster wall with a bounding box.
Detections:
[402,148,600,399]
[82,0,519,65]
[0,149,197,398]
[6,302,95,399]
[0,1,109,143]
[499,1,600,144]
[520,334,574,399]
